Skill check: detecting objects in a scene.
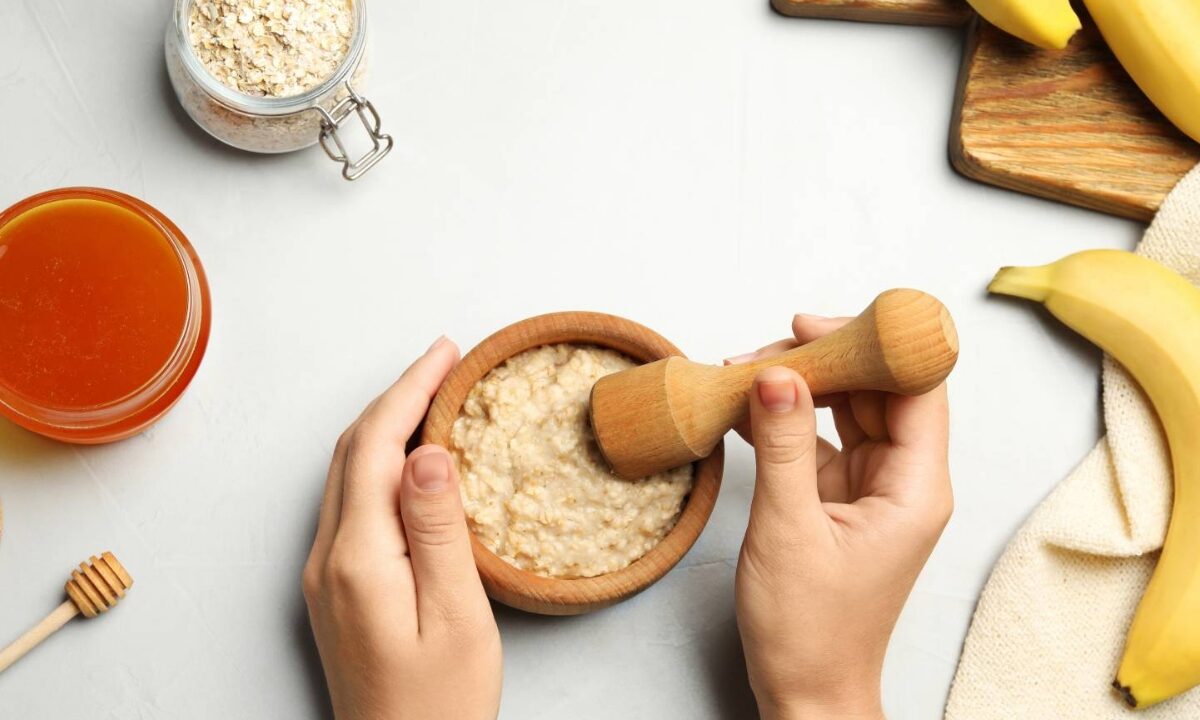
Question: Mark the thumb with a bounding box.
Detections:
[400,445,489,629]
[748,367,824,529]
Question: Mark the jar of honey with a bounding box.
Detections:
[0,188,211,443]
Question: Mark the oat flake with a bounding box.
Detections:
[188,0,354,97]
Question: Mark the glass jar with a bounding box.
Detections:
[164,0,392,180]
[0,188,211,444]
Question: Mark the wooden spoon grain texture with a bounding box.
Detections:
[773,0,1200,221]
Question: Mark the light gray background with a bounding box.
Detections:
[0,1,1140,718]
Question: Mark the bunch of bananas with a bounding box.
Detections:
[964,0,1200,144]
[990,251,1200,708]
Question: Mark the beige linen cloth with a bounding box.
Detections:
[944,164,1200,719]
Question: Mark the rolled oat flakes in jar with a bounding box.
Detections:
[165,0,392,180]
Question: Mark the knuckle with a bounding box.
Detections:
[348,415,402,451]
[329,566,370,597]
[755,426,814,464]
[346,424,385,457]
[405,503,462,546]
[334,429,353,458]
[325,550,377,595]
[342,427,403,478]
[301,563,322,602]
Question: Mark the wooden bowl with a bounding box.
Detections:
[421,312,724,615]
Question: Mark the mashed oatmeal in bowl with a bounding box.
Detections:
[420,311,723,614]
[450,344,694,579]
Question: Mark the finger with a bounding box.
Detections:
[726,313,854,367]
[729,338,797,441]
[815,444,855,504]
[850,391,889,442]
[399,445,490,634]
[339,337,460,549]
[815,436,839,470]
[306,386,387,571]
[826,394,868,450]
[357,337,461,447]
[737,414,845,453]
[730,333,837,441]
[306,386,387,569]
[748,367,826,529]
[863,384,952,509]
[790,314,853,344]
[728,312,850,440]
[724,337,796,366]
[812,391,848,409]
[308,428,353,567]
[887,383,950,454]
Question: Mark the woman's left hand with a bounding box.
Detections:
[303,337,502,720]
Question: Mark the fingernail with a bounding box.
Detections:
[758,379,797,413]
[426,335,448,353]
[411,452,449,492]
[794,313,826,322]
[724,351,758,365]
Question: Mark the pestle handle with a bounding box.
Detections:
[589,289,959,479]
[726,288,959,397]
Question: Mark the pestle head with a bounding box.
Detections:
[589,356,722,479]
[65,552,133,619]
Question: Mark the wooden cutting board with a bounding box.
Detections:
[772,0,1200,221]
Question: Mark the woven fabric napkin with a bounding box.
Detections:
[944,164,1200,719]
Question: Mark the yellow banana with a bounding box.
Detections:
[965,0,1080,49]
[989,250,1200,709]
[1083,0,1200,144]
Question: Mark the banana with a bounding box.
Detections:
[989,249,1200,709]
[965,0,1080,50]
[1083,0,1200,144]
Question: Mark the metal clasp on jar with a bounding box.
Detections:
[316,82,394,181]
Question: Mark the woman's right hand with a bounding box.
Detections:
[730,315,953,720]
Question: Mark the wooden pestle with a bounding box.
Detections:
[589,289,959,479]
[0,552,133,674]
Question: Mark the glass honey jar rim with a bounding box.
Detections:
[0,187,211,441]
[170,0,370,118]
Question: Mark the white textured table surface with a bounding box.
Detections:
[0,1,1140,718]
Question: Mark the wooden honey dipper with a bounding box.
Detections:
[590,289,959,479]
[0,552,133,673]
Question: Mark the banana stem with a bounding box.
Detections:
[988,265,1054,301]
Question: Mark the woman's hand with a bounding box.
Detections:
[303,337,502,720]
[731,315,953,720]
